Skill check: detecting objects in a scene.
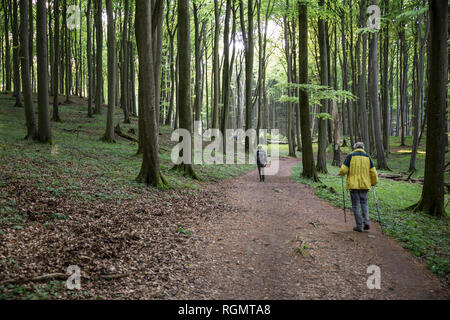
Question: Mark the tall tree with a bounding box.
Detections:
[413,0,448,216]
[86,0,93,118]
[94,0,103,115]
[409,0,428,172]
[52,0,61,122]
[240,0,254,153]
[211,0,220,129]
[193,1,206,128]
[175,0,198,178]
[36,0,51,143]
[135,0,166,187]
[221,0,231,151]
[358,0,370,150]
[298,2,318,181]
[316,0,328,173]
[103,0,116,142]
[121,0,130,123]
[12,0,22,107]
[368,0,388,169]
[3,0,11,91]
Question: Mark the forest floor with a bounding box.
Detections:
[184,158,449,299]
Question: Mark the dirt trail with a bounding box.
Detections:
[186,158,448,300]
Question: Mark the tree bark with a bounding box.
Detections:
[36,0,51,143]
[86,0,93,118]
[298,3,318,181]
[121,0,130,123]
[368,0,388,169]
[19,0,36,139]
[174,0,198,178]
[316,0,328,173]
[103,0,116,142]
[12,0,22,107]
[52,0,61,121]
[94,0,103,114]
[135,0,166,187]
[413,0,447,217]
[3,0,11,91]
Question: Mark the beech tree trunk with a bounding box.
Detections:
[135,0,166,187]
[298,3,318,181]
[12,0,22,107]
[103,0,116,142]
[316,0,328,174]
[94,0,103,114]
[414,0,447,217]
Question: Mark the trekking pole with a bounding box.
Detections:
[341,176,347,223]
[372,187,384,234]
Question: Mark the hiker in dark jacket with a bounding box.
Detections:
[339,142,378,232]
[256,144,267,182]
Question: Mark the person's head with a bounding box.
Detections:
[257,144,263,150]
[353,142,365,150]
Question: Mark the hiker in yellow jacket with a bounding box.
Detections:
[339,142,378,232]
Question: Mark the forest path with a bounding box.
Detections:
[187,157,448,299]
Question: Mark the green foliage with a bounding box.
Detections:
[279,83,356,107]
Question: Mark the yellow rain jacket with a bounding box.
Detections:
[339,148,378,190]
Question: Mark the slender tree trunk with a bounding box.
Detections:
[369,0,388,169]
[316,0,328,173]
[135,0,166,187]
[240,0,254,153]
[221,0,231,151]
[52,0,61,122]
[3,0,11,91]
[121,0,130,123]
[174,0,198,178]
[103,0,116,142]
[298,3,318,181]
[94,0,103,114]
[358,0,370,150]
[409,2,428,172]
[86,0,93,118]
[212,0,220,129]
[12,0,22,107]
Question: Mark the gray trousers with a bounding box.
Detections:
[350,190,370,229]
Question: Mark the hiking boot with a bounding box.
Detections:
[364,224,370,231]
[353,227,363,233]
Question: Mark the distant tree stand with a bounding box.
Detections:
[411,0,447,217]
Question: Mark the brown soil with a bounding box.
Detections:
[183,157,449,300]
